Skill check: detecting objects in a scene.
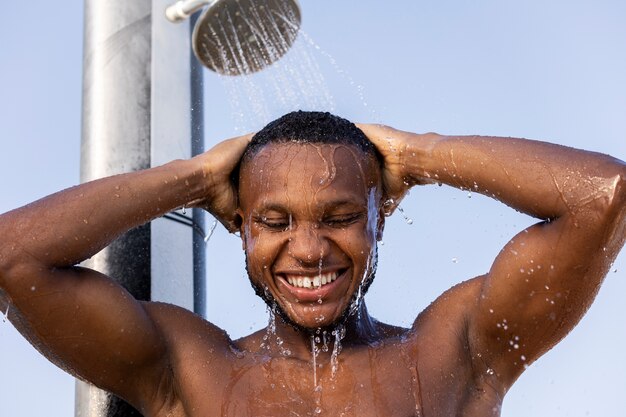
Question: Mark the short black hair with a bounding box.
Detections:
[235,111,382,185]
[246,110,378,156]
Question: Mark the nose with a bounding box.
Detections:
[287,222,330,267]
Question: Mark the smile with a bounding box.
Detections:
[285,271,338,288]
[275,268,349,303]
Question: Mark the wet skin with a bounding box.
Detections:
[237,143,384,330]
[142,143,504,416]
[0,128,624,416]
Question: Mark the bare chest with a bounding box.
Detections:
[157,339,500,417]
[167,346,424,417]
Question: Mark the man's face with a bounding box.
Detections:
[238,142,384,329]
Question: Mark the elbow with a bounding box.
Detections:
[600,162,626,229]
[0,243,43,294]
[603,165,626,254]
[609,163,626,212]
[0,241,20,289]
[576,162,626,228]
[0,231,35,289]
[0,246,13,289]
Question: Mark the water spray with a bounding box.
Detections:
[166,0,302,75]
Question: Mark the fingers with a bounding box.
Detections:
[189,133,254,234]
[381,186,408,216]
[216,211,240,234]
[357,123,392,145]
[357,123,412,216]
[357,124,408,162]
[206,132,254,172]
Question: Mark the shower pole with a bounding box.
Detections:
[77,1,204,416]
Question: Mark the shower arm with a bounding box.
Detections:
[165,0,215,22]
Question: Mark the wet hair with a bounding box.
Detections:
[234,111,382,186]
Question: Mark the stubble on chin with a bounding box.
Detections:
[243,251,378,334]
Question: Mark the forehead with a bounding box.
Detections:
[239,142,380,210]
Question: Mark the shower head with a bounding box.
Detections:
[166,0,301,76]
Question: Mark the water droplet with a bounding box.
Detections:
[452,257,458,264]
[2,303,9,322]
[311,334,319,387]
[486,368,495,375]
[397,205,413,225]
[204,219,218,243]
[321,331,329,352]
[330,324,346,378]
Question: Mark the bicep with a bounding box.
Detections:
[5,265,168,407]
[469,209,620,386]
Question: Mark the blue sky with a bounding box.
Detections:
[1,1,625,416]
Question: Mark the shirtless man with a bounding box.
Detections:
[0,111,624,416]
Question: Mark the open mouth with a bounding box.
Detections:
[285,271,339,289]
[275,268,349,303]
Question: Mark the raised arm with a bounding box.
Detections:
[0,135,250,411]
[360,124,626,389]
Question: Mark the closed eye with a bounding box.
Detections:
[323,213,364,227]
[254,215,291,231]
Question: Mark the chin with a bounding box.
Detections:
[245,256,378,333]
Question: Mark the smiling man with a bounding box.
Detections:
[0,111,624,416]
[235,115,385,333]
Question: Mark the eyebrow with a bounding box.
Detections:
[253,203,289,214]
[253,199,367,214]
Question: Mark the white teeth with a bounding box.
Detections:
[313,276,321,287]
[285,272,339,288]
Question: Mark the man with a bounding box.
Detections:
[0,111,624,416]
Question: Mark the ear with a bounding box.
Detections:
[376,205,386,241]
[234,208,246,250]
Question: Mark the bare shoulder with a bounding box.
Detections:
[403,277,506,413]
[142,301,234,354]
[413,275,491,367]
[412,275,485,337]
[400,275,486,369]
[139,302,237,415]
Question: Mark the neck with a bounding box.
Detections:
[264,302,381,362]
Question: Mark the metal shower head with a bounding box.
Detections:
[166,0,301,76]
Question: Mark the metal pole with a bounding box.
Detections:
[76,0,204,415]
[189,11,207,317]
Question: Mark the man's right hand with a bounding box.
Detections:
[189,133,252,232]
